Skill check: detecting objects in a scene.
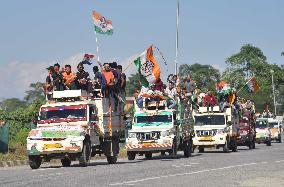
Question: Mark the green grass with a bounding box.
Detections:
[0,153,27,161]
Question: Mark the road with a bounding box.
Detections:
[1,140,284,187]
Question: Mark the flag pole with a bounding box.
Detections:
[175,0,180,75]
[236,77,253,94]
[95,31,100,62]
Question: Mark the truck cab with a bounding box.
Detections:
[192,106,238,153]
[27,90,124,169]
[125,99,193,160]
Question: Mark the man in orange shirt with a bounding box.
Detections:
[62,65,77,90]
[101,63,115,97]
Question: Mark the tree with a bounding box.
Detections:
[225,44,284,113]
[24,82,45,102]
[125,73,142,97]
[179,63,221,92]
[0,98,26,112]
[281,51,284,56]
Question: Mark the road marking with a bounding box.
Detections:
[32,168,57,171]
[261,162,268,164]
[172,165,181,168]
[190,163,199,165]
[275,160,284,163]
[184,165,192,167]
[109,162,257,186]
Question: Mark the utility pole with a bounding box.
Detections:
[175,0,179,75]
[270,69,277,115]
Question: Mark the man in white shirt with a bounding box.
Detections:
[164,84,177,109]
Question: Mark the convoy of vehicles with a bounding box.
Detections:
[26,90,283,169]
[125,98,194,160]
[192,106,239,153]
[237,110,256,149]
[27,90,125,169]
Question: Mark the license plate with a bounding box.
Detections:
[200,137,213,141]
[142,141,155,144]
[44,143,63,150]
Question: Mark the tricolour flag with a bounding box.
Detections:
[134,46,161,87]
[81,54,94,65]
[245,77,260,93]
[92,10,113,35]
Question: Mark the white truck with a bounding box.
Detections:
[27,90,125,169]
[192,106,239,153]
[125,98,194,160]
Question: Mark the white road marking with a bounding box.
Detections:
[261,162,268,164]
[32,168,57,171]
[172,165,181,168]
[109,162,257,186]
[275,160,284,163]
[184,165,192,167]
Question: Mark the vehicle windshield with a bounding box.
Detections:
[39,105,87,121]
[268,122,278,128]
[135,115,172,126]
[256,121,267,128]
[194,115,225,126]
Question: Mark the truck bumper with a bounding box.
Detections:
[125,143,172,152]
[27,138,84,156]
[255,137,270,143]
[193,134,227,147]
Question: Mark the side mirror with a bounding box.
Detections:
[125,121,132,130]
[227,121,233,127]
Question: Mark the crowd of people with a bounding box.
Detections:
[44,61,126,112]
[133,74,256,118]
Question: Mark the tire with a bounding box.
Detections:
[198,147,204,153]
[61,158,71,167]
[223,140,229,153]
[79,141,91,167]
[248,140,253,149]
[231,139,237,152]
[183,140,192,158]
[29,156,41,169]
[145,153,153,159]
[252,140,256,149]
[266,140,272,146]
[278,135,282,143]
[107,156,117,164]
[127,152,136,160]
[171,136,178,157]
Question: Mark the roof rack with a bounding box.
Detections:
[52,90,88,101]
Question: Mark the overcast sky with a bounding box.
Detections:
[0,0,284,99]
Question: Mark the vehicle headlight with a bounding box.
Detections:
[161,130,170,137]
[216,129,225,134]
[128,132,136,138]
[216,127,229,134]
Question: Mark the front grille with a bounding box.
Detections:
[136,132,161,141]
[196,130,217,137]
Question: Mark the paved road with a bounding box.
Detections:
[1,139,284,187]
